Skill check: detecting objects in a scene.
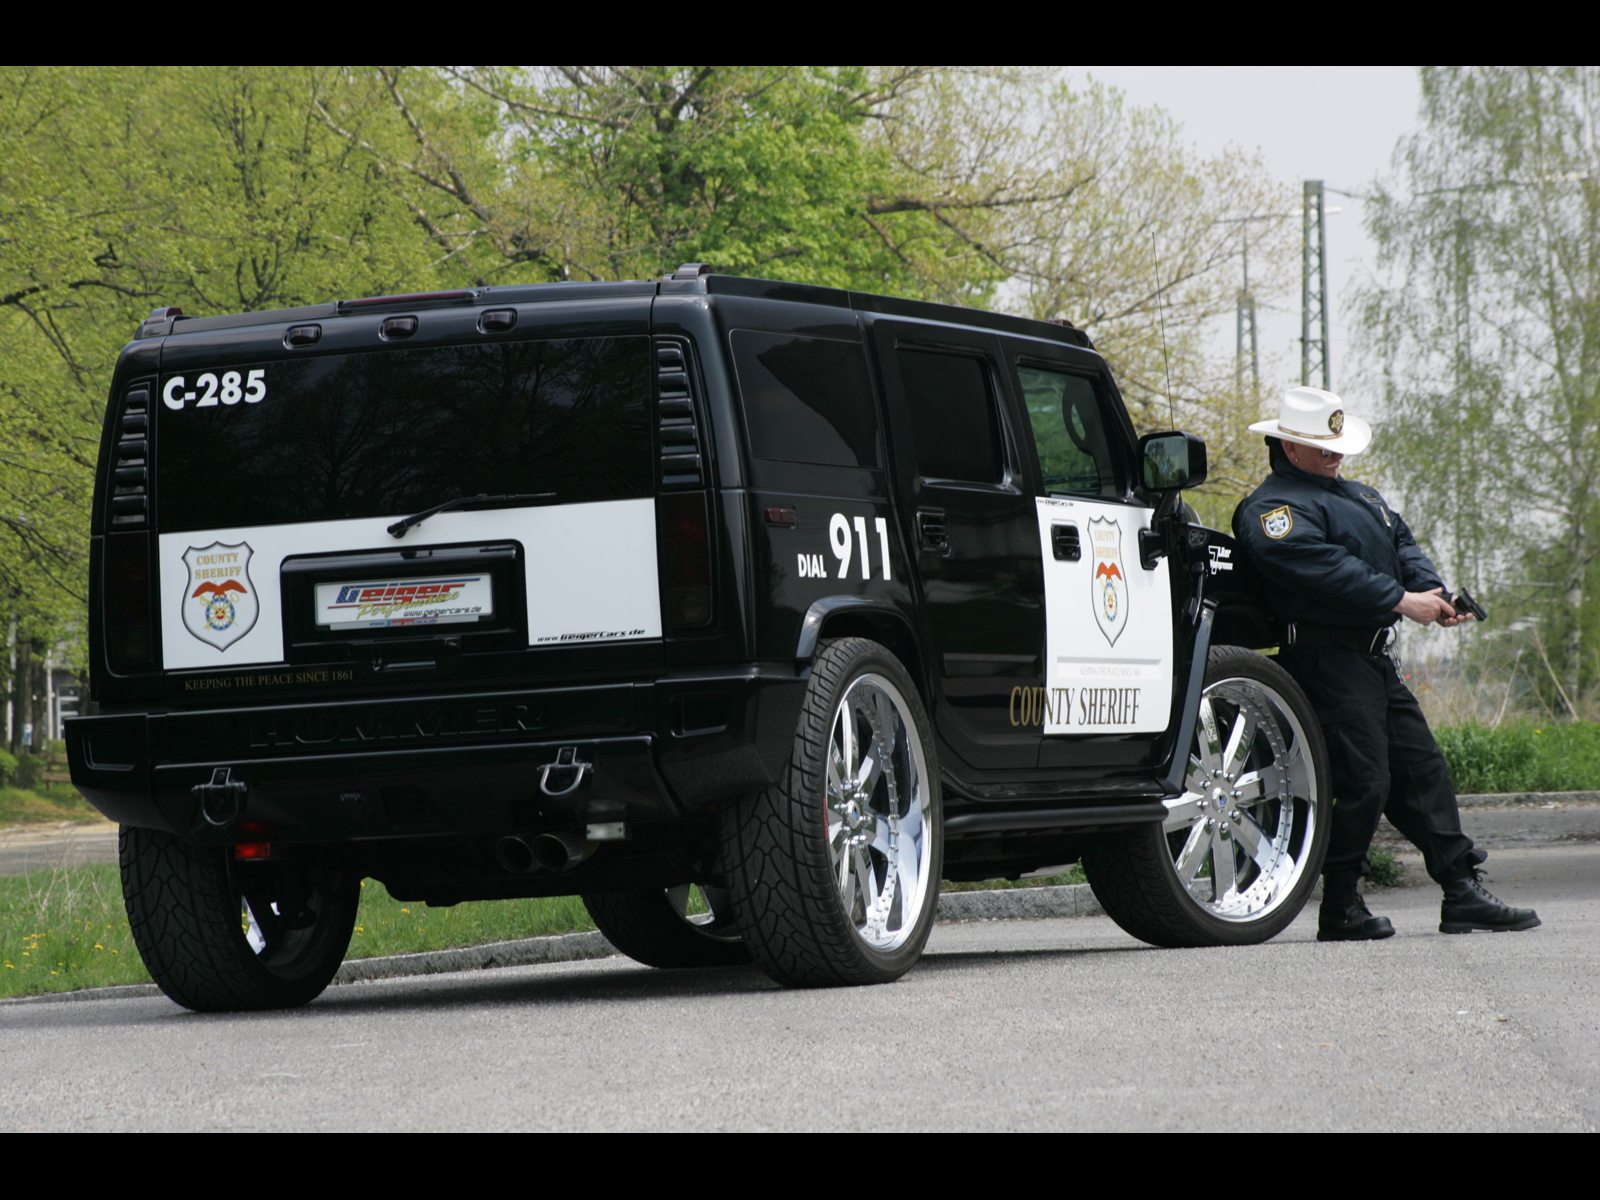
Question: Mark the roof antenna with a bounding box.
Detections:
[1151,232,1176,429]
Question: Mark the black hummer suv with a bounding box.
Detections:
[68,267,1329,1011]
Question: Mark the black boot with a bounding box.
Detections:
[1318,872,1395,942]
[1440,870,1540,934]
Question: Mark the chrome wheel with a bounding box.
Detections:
[1163,674,1320,923]
[825,672,933,953]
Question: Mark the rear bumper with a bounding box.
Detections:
[67,666,808,845]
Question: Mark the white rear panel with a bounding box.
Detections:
[158,498,661,670]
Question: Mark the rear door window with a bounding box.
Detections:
[898,349,1004,483]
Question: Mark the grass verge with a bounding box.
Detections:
[1436,720,1600,794]
[0,786,101,828]
[3,859,1092,999]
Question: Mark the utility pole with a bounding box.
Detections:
[1302,180,1331,389]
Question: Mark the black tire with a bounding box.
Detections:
[1082,644,1330,948]
[720,637,943,987]
[581,885,751,969]
[120,826,360,1012]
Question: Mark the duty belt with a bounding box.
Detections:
[1285,623,1396,656]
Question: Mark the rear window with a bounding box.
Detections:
[155,337,652,532]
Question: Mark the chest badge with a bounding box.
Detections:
[1361,491,1392,528]
[181,541,259,651]
[1088,516,1128,647]
[1261,506,1293,540]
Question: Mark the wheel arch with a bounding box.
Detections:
[795,597,929,705]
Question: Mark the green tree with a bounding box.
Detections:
[1,66,445,741]
[871,70,1293,433]
[1359,67,1600,714]
[314,66,958,291]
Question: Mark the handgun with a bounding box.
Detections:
[1450,587,1488,624]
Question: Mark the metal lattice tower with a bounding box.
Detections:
[1301,180,1331,389]
[1235,229,1260,395]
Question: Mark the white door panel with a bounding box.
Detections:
[1035,496,1172,734]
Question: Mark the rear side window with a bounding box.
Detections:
[898,349,1003,483]
[1020,365,1120,498]
[732,331,879,468]
[155,337,652,532]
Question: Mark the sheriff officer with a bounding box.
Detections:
[1233,387,1539,940]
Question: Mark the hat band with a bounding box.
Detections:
[1280,425,1341,440]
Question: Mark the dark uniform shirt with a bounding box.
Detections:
[1233,457,1445,630]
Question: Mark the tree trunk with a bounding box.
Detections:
[10,640,31,755]
[28,641,46,754]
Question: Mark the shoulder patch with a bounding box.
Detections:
[1260,505,1293,540]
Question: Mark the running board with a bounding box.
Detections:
[944,802,1166,836]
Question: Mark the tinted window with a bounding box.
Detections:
[899,349,1002,482]
[733,331,879,468]
[156,338,652,532]
[1020,366,1119,498]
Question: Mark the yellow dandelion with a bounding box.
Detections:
[401,907,411,914]
[354,925,365,933]
[110,949,120,956]
[94,944,105,951]
[4,962,13,970]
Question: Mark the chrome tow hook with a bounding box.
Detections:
[193,767,248,827]
[538,746,592,797]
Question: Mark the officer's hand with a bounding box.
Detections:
[1439,610,1476,628]
[1395,588,1456,626]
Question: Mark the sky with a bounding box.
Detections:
[1077,66,1425,404]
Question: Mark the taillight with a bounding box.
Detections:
[659,494,713,630]
[105,531,155,671]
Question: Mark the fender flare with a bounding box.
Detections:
[795,595,917,663]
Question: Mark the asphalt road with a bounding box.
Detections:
[3,842,1593,1131]
[0,822,119,876]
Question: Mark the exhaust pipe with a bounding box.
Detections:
[494,835,542,876]
[532,831,594,871]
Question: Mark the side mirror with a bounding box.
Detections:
[1138,431,1208,493]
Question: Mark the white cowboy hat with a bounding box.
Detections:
[1249,386,1371,456]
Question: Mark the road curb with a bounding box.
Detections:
[1457,790,1600,808]
[334,930,617,984]
[937,883,1102,922]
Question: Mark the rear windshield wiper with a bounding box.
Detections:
[387,492,557,539]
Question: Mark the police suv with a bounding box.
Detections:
[68,267,1329,1010]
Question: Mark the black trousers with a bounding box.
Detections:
[1279,645,1484,886]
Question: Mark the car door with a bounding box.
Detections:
[869,317,1044,774]
[1003,346,1174,771]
